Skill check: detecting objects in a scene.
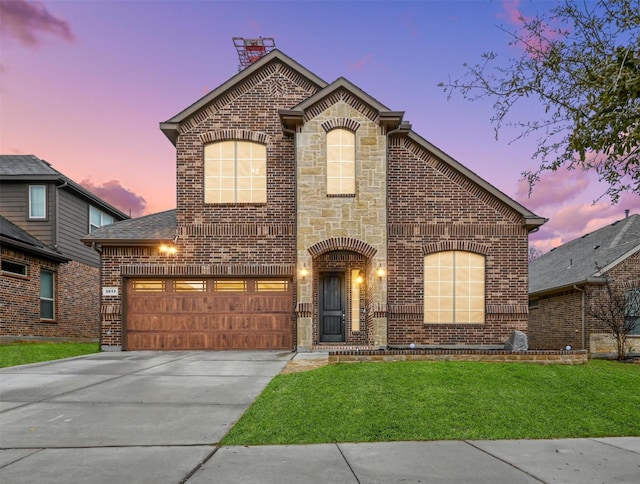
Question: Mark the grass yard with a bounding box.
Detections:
[0,342,100,368]
[222,359,640,445]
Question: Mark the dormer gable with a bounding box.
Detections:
[279,77,404,133]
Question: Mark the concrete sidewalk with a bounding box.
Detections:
[1,351,639,483]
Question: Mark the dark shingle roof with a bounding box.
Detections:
[0,155,129,220]
[0,215,69,262]
[82,209,176,245]
[529,214,640,295]
[0,154,58,176]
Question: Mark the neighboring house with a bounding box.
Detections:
[83,49,545,352]
[0,155,128,340]
[528,214,640,354]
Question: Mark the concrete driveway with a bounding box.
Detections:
[0,350,292,483]
[2,351,639,483]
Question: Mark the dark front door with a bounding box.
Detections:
[319,272,345,342]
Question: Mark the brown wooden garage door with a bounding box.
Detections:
[125,278,293,350]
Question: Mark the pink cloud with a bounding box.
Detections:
[0,0,74,48]
[529,192,640,253]
[399,8,419,37]
[80,179,147,218]
[515,163,640,253]
[515,167,591,212]
[498,0,563,58]
[349,53,374,72]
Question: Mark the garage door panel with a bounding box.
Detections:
[126,278,293,350]
[128,296,168,313]
[127,331,292,351]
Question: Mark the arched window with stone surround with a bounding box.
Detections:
[326,128,355,195]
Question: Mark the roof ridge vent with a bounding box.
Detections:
[609,216,633,248]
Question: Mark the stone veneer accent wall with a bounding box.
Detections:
[296,100,388,349]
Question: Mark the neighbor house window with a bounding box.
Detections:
[29,185,46,219]
[40,270,55,320]
[327,128,355,195]
[204,140,267,204]
[626,288,640,336]
[424,251,485,324]
[89,206,114,233]
[1,260,27,277]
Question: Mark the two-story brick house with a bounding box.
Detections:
[0,155,128,340]
[84,50,545,351]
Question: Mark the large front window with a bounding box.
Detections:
[204,140,267,203]
[327,128,355,195]
[424,251,485,324]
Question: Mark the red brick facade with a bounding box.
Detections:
[1,247,99,340]
[529,251,640,351]
[387,139,529,346]
[91,52,540,351]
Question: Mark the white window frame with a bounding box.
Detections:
[326,128,356,195]
[424,251,485,324]
[89,206,114,233]
[29,185,47,219]
[204,140,267,204]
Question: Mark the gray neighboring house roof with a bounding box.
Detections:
[82,209,176,246]
[0,214,69,262]
[0,154,129,219]
[529,214,640,296]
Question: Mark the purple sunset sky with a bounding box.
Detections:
[1,0,638,252]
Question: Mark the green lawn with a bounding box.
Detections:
[222,359,640,445]
[0,342,100,368]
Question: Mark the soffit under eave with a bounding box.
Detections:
[0,236,70,263]
[404,130,546,228]
[160,50,328,145]
[80,238,174,248]
[529,277,607,298]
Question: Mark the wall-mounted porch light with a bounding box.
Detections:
[299,264,309,280]
[376,264,385,280]
[159,244,177,255]
[355,273,364,284]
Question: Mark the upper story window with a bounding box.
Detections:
[29,185,46,219]
[89,206,114,233]
[326,128,355,195]
[204,140,267,204]
[424,251,485,324]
